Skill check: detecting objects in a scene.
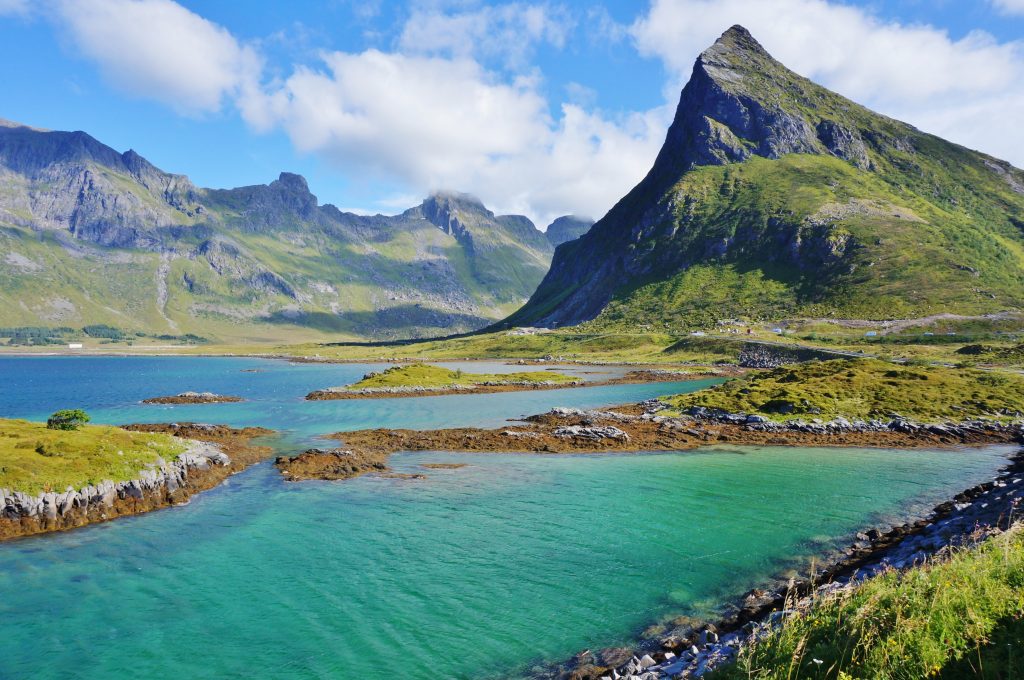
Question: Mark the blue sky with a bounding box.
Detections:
[1,0,1023,227]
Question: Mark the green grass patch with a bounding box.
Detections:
[664,358,1024,422]
[0,419,187,494]
[345,363,577,390]
[714,526,1024,679]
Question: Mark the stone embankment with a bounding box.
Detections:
[548,452,1024,680]
[1,423,271,540]
[142,392,243,404]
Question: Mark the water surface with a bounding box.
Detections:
[0,357,1013,679]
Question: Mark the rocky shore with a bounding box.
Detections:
[304,370,721,401]
[538,450,1024,680]
[0,423,271,540]
[275,403,1024,482]
[142,392,244,404]
[306,379,583,400]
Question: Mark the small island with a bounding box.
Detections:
[305,363,582,400]
[283,358,1024,482]
[142,392,244,405]
[0,415,272,540]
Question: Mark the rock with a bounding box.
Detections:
[552,425,630,441]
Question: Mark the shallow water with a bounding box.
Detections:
[0,357,1015,679]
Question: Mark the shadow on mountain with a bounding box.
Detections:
[262,305,492,339]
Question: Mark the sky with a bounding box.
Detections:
[1,0,1023,228]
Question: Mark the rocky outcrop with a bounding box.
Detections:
[142,392,244,404]
[0,441,229,540]
[0,423,272,541]
[305,378,584,400]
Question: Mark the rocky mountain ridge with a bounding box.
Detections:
[0,120,572,341]
[506,25,1024,330]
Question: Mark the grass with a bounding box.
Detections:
[0,419,187,495]
[713,526,1024,679]
[276,330,745,364]
[343,363,578,390]
[664,358,1024,422]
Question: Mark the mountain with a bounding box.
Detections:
[0,120,555,341]
[506,26,1024,331]
[544,215,594,247]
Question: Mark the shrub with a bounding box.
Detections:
[46,409,90,431]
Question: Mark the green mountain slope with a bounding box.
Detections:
[0,120,557,342]
[505,26,1024,331]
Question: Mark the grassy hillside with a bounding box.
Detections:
[0,121,556,342]
[581,153,1024,332]
[277,330,746,364]
[665,358,1024,422]
[715,527,1024,679]
[0,419,186,494]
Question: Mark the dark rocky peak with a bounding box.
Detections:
[121,149,157,176]
[0,124,124,175]
[545,215,594,247]
[419,191,492,239]
[271,172,311,195]
[644,25,888,186]
[421,191,491,227]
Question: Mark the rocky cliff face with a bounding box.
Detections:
[0,122,555,340]
[506,26,1024,329]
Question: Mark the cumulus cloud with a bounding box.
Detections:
[630,0,1024,166]
[38,0,1024,225]
[397,2,574,70]
[242,49,668,225]
[56,0,261,114]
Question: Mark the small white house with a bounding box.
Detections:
[68,343,83,349]
[865,331,878,337]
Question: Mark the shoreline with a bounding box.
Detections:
[537,448,1024,680]
[0,423,273,541]
[304,370,719,401]
[275,404,1024,481]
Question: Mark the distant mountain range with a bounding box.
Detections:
[507,26,1024,331]
[0,119,591,341]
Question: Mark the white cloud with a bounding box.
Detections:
[630,0,1024,167]
[242,49,668,226]
[44,0,1024,227]
[397,3,574,70]
[0,0,30,16]
[992,0,1024,15]
[56,0,261,114]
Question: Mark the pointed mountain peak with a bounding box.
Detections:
[696,24,779,86]
[707,25,767,56]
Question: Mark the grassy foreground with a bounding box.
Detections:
[665,358,1024,422]
[715,527,1024,679]
[346,363,578,390]
[0,419,186,494]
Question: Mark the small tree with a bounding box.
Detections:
[46,409,90,431]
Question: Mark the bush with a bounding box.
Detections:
[46,409,90,431]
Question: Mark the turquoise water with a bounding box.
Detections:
[0,357,1016,679]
